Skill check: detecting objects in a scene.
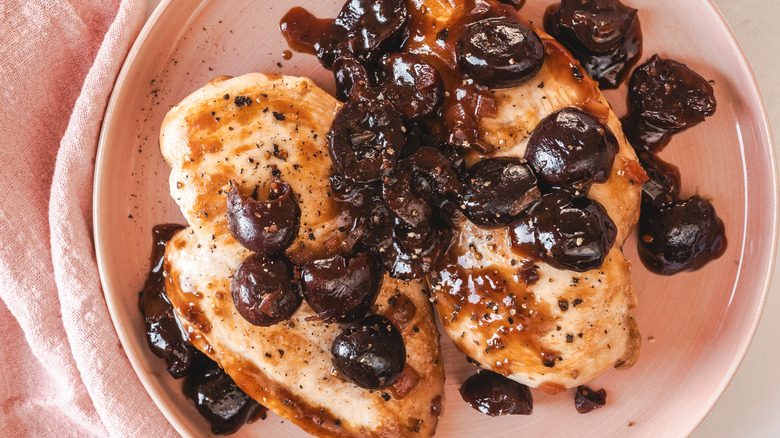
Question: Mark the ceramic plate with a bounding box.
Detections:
[94,0,777,436]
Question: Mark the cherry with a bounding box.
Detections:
[230,253,301,326]
[460,158,541,228]
[301,251,383,323]
[331,314,406,389]
[328,100,405,183]
[524,107,618,190]
[460,370,533,416]
[458,17,545,88]
[226,179,300,254]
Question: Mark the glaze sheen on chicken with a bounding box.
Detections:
[401,0,644,392]
[159,74,445,437]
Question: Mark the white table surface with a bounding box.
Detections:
[141,0,780,436]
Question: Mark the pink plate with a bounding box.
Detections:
[94,0,777,436]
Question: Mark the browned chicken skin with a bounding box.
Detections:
[160,74,445,437]
[158,0,644,434]
[403,0,643,391]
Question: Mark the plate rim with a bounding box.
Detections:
[94,0,196,435]
[93,0,779,436]
[678,0,779,434]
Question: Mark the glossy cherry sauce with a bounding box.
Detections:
[280,0,626,284]
[139,225,264,434]
[545,0,642,89]
[624,55,726,275]
[279,0,628,390]
[281,0,547,154]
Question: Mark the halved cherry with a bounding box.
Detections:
[524,107,618,190]
[328,100,405,183]
[379,53,444,120]
[382,147,459,230]
[230,253,301,326]
[226,179,300,254]
[638,196,726,275]
[458,17,544,88]
[511,191,617,272]
[460,370,533,416]
[334,0,409,63]
[301,251,383,323]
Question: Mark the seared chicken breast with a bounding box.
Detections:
[403,0,643,391]
[160,73,445,437]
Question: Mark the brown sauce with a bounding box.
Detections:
[232,359,349,437]
[279,7,336,57]
[432,264,558,371]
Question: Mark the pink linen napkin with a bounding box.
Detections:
[0,1,176,436]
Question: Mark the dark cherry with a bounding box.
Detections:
[459,370,533,416]
[379,53,444,120]
[545,0,642,88]
[553,0,637,54]
[438,143,467,174]
[301,251,383,323]
[143,316,207,379]
[621,112,669,152]
[460,157,541,228]
[226,179,300,254]
[400,119,449,160]
[638,196,726,275]
[511,191,617,272]
[230,253,302,326]
[331,314,406,389]
[574,385,607,414]
[333,54,377,102]
[444,93,498,154]
[496,0,526,7]
[629,55,717,129]
[457,17,545,88]
[279,7,342,68]
[351,189,396,249]
[139,224,205,379]
[637,151,681,208]
[329,173,379,208]
[524,107,618,190]
[334,0,409,63]
[184,359,266,435]
[379,224,452,280]
[382,147,460,230]
[328,99,405,183]
[333,179,395,257]
[624,55,716,151]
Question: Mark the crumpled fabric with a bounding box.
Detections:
[0,1,176,436]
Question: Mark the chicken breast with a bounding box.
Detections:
[403,0,643,392]
[160,73,444,437]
